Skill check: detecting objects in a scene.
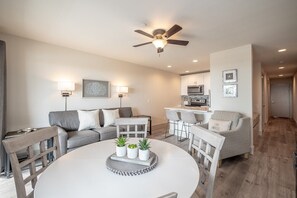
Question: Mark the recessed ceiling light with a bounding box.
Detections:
[167,65,172,68]
[278,74,283,77]
[192,59,198,63]
[278,66,285,69]
[278,49,287,52]
[185,70,189,73]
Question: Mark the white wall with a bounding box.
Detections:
[210,44,253,117]
[210,44,253,152]
[0,34,181,131]
[253,62,262,134]
[293,73,297,123]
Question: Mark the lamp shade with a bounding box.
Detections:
[116,86,128,94]
[152,39,167,49]
[58,81,75,91]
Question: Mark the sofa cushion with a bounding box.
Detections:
[67,130,100,149]
[77,109,100,131]
[211,111,241,130]
[102,109,120,127]
[93,126,120,141]
[49,110,79,131]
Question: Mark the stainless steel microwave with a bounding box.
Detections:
[187,85,204,95]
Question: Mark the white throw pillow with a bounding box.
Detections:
[208,119,232,132]
[77,110,100,131]
[102,109,120,127]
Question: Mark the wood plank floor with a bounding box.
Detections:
[0,118,296,198]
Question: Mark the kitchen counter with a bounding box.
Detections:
[164,106,213,124]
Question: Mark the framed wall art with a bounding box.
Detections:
[82,79,110,97]
[223,84,238,98]
[223,69,237,83]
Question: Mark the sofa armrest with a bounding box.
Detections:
[56,126,68,155]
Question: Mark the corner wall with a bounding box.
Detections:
[210,44,253,152]
[293,72,297,123]
[0,34,180,131]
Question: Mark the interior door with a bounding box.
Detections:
[270,83,291,118]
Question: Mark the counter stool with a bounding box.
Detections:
[165,109,181,138]
[179,111,200,141]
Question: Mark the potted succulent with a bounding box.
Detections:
[138,138,151,161]
[127,144,138,159]
[115,136,127,157]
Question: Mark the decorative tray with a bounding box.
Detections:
[106,152,158,176]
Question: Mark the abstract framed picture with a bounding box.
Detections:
[82,79,110,97]
[223,84,238,98]
[223,69,237,83]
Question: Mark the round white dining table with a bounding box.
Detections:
[34,138,199,198]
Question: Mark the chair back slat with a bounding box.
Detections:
[2,127,61,198]
[115,118,148,138]
[188,125,225,198]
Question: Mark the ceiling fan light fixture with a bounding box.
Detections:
[152,39,167,49]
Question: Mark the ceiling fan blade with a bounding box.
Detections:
[167,39,189,46]
[133,42,152,47]
[165,24,182,38]
[134,30,154,38]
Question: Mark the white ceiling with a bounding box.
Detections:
[0,0,297,77]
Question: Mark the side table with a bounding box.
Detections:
[133,115,152,135]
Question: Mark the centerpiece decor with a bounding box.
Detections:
[138,138,151,161]
[127,144,138,159]
[115,136,127,157]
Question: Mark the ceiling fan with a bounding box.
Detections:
[133,24,189,53]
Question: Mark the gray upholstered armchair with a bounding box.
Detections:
[193,110,251,161]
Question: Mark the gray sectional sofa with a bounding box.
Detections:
[49,107,133,155]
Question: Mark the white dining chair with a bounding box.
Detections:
[2,127,61,198]
[115,117,148,138]
[188,125,225,198]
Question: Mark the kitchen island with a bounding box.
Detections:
[164,106,213,137]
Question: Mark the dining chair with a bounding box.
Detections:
[156,192,178,198]
[2,127,61,198]
[115,117,148,138]
[188,125,225,198]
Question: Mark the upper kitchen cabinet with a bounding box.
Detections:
[180,72,210,96]
[203,72,210,95]
[181,75,189,95]
[187,73,204,86]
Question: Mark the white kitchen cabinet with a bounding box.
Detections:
[187,73,203,86]
[203,72,211,95]
[180,72,211,96]
[180,75,188,95]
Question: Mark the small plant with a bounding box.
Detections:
[138,138,151,150]
[128,144,137,149]
[115,136,127,147]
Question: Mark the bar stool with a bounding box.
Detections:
[179,111,200,141]
[165,109,181,138]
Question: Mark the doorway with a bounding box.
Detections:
[270,79,292,118]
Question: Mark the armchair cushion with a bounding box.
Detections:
[211,111,241,130]
[208,119,232,132]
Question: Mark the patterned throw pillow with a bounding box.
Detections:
[208,119,232,132]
